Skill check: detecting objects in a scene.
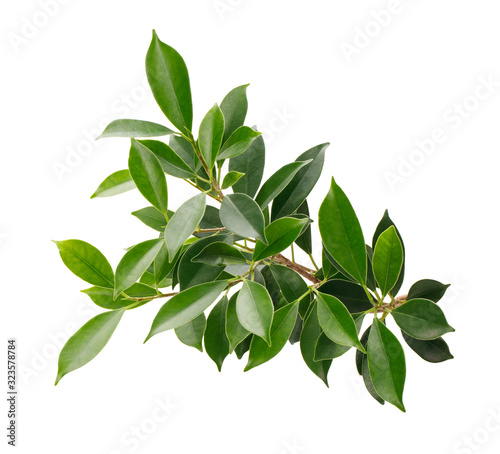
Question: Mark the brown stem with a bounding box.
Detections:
[196,227,227,233]
[273,253,321,284]
[376,294,408,313]
[128,291,178,303]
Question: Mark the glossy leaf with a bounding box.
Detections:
[53,240,114,288]
[318,279,372,313]
[268,264,308,304]
[82,283,157,310]
[199,103,224,169]
[164,193,206,259]
[245,301,299,371]
[146,31,192,132]
[129,139,169,215]
[193,242,248,266]
[362,353,385,405]
[235,335,252,359]
[114,238,164,298]
[372,226,404,297]
[407,279,450,303]
[356,326,371,375]
[145,281,228,341]
[318,177,367,285]
[220,193,267,243]
[169,135,196,170]
[97,119,175,139]
[271,143,328,220]
[153,242,183,285]
[220,84,249,142]
[294,201,312,254]
[367,317,406,412]
[91,170,135,199]
[175,313,206,352]
[131,206,171,232]
[401,331,454,363]
[139,140,195,179]
[217,126,261,160]
[204,297,230,371]
[55,309,125,385]
[236,280,274,345]
[221,171,244,190]
[391,298,455,340]
[225,292,250,352]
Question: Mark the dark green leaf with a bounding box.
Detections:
[169,135,196,170]
[91,170,135,199]
[199,103,225,169]
[220,84,249,142]
[221,171,245,190]
[97,119,175,139]
[356,326,371,375]
[217,126,262,160]
[204,296,230,371]
[362,353,385,405]
[82,283,157,310]
[294,201,312,254]
[226,292,250,352]
[193,242,248,266]
[401,331,454,363]
[153,242,183,285]
[372,226,404,297]
[138,140,195,179]
[175,313,206,352]
[318,279,372,314]
[235,335,252,359]
[407,279,450,303]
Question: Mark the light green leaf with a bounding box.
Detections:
[91,170,135,199]
[220,84,249,142]
[221,171,245,190]
[204,296,230,371]
[192,242,248,267]
[131,206,172,232]
[97,119,175,139]
[138,140,195,179]
[225,292,250,353]
[199,103,225,169]
[372,226,404,297]
[217,126,262,160]
[175,313,206,352]
[82,283,157,310]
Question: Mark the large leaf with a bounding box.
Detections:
[114,238,164,298]
[407,279,450,303]
[254,160,312,210]
[175,313,206,352]
[391,298,455,340]
[145,281,228,341]
[236,280,274,345]
[97,119,175,139]
[367,317,406,412]
[129,139,169,215]
[229,132,265,198]
[55,309,125,384]
[271,143,328,220]
[253,217,309,261]
[372,226,404,297]
[318,279,372,313]
[82,283,157,310]
[204,296,230,371]
[318,177,367,285]
[131,206,172,232]
[401,331,454,363]
[192,242,248,266]
[53,240,114,288]
[199,103,225,169]
[164,193,206,259]
[245,301,299,371]
[91,170,135,199]
[220,193,267,243]
[220,84,249,142]
[217,126,261,160]
[225,292,250,353]
[138,140,195,179]
[146,31,192,132]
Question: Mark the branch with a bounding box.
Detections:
[376,293,408,313]
[273,253,321,284]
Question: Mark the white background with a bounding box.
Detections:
[1,1,499,453]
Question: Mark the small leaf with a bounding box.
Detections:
[318,177,367,285]
[204,296,230,371]
[55,309,125,385]
[146,31,193,132]
[220,193,267,243]
[164,193,206,259]
[407,279,450,303]
[294,201,312,254]
[255,160,312,210]
[236,280,274,345]
[82,283,157,310]
[225,292,250,353]
[114,238,164,298]
[139,140,195,179]
[193,242,248,266]
[318,279,373,313]
[367,317,406,412]
[53,240,114,288]
[199,103,225,169]
[91,170,135,199]
[235,335,252,359]
[220,84,249,142]
[391,298,455,340]
[129,139,169,215]
[217,126,262,160]
[175,313,206,352]
[245,301,299,371]
[253,217,309,261]
[372,226,404,297]
[146,281,228,341]
[316,292,365,352]
[131,206,171,232]
[221,171,245,190]
[97,119,175,139]
[401,331,454,363]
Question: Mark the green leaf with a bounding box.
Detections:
[367,317,406,412]
[245,300,299,371]
[407,279,450,303]
[90,170,135,199]
[299,301,331,386]
[391,298,455,340]
[146,31,193,132]
[169,135,196,170]
[362,353,385,405]
[401,331,454,363]
[255,160,312,210]
[235,335,252,359]
[294,201,312,254]
[221,171,245,190]
[55,309,125,385]
[131,206,172,232]
[175,313,206,352]
[97,119,175,139]
[138,140,195,179]
[318,279,373,313]
[268,264,311,317]
[318,177,367,285]
[193,242,248,266]
[372,226,404,297]
[53,240,114,288]
[217,126,262,160]
[114,238,164,298]
[82,283,157,310]
[153,242,182,285]
[271,143,328,220]
[220,193,267,243]
[236,280,274,345]
[229,131,265,198]
[204,296,230,371]
[220,84,249,142]
[146,281,228,341]
[253,217,309,261]
[164,193,206,259]
[316,292,365,352]
[199,103,225,169]
[225,292,250,353]
[356,326,371,375]
[129,139,169,215]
